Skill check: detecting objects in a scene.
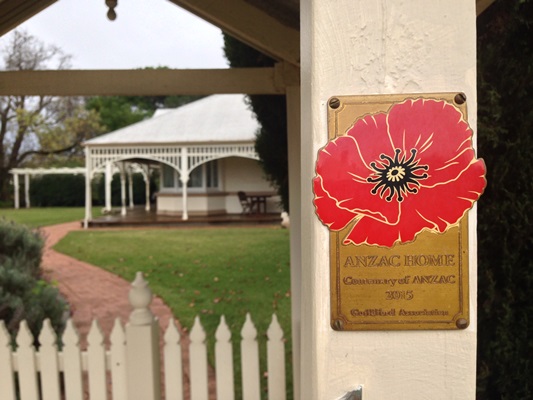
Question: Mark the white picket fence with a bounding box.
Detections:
[0,272,287,400]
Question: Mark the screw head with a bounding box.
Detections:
[456,318,469,329]
[454,93,466,105]
[329,97,341,109]
[332,319,344,331]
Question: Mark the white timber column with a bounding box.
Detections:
[84,147,93,228]
[142,165,151,212]
[127,165,134,209]
[180,148,189,220]
[286,84,302,400]
[105,162,112,212]
[118,163,127,216]
[300,1,477,399]
[13,173,19,209]
[24,174,30,208]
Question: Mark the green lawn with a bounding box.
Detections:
[55,226,292,398]
[0,207,101,229]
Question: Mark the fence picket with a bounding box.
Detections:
[241,313,260,400]
[16,321,40,400]
[215,315,234,400]
[164,319,184,400]
[87,319,108,400]
[110,318,127,400]
[38,319,61,400]
[0,321,16,400]
[190,316,209,400]
[62,319,84,400]
[267,314,286,400]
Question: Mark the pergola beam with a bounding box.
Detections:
[168,0,300,66]
[0,0,57,36]
[0,67,298,96]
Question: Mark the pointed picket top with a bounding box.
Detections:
[164,319,181,344]
[62,319,80,347]
[190,316,206,343]
[38,319,58,348]
[240,313,257,340]
[129,271,154,326]
[215,315,232,342]
[110,318,125,346]
[0,321,10,347]
[267,314,284,341]
[87,319,104,346]
[16,320,34,347]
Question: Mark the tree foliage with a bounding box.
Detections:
[476,1,532,398]
[0,31,105,200]
[223,35,289,211]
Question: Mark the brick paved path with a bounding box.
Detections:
[40,222,215,399]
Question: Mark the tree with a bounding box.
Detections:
[223,35,289,211]
[476,1,532,398]
[0,31,104,200]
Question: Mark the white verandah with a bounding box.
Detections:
[83,142,259,227]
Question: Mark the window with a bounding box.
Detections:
[160,160,219,191]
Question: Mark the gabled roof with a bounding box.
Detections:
[84,94,260,146]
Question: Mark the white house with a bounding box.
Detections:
[83,94,281,221]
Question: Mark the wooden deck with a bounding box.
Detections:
[86,207,282,228]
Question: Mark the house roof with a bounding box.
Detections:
[84,94,260,146]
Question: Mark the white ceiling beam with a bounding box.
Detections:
[0,0,57,36]
[167,0,300,66]
[0,67,296,96]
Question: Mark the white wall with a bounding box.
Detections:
[299,1,477,399]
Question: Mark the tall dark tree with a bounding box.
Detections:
[476,1,532,398]
[223,35,289,211]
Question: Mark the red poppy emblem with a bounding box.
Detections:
[313,98,486,247]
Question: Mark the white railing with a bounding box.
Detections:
[0,272,287,400]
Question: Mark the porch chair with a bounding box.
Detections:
[238,191,254,214]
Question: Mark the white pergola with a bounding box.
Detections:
[0,1,495,398]
[9,167,85,209]
[83,94,260,224]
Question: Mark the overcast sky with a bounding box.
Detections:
[1,0,229,70]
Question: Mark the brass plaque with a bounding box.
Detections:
[331,216,469,330]
[313,93,486,331]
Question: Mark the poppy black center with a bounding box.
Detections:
[367,148,429,202]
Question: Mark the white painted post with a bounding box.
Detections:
[84,147,93,228]
[119,164,127,216]
[139,164,151,211]
[300,1,478,399]
[127,166,134,208]
[13,173,19,209]
[126,272,161,400]
[105,162,112,212]
[180,148,189,220]
[24,174,30,208]
[286,84,302,400]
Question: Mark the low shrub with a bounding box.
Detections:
[0,218,43,278]
[0,220,67,345]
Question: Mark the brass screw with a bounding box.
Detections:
[456,318,469,329]
[454,93,466,105]
[332,319,344,330]
[329,97,341,109]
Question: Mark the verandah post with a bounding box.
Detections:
[300,1,478,399]
[126,272,161,400]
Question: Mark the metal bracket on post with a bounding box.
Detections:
[338,386,363,400]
